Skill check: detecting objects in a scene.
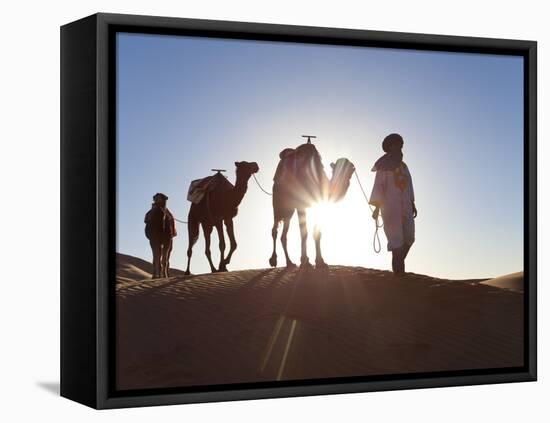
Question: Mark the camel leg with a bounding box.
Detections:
[269,218,279,267]
[150,240,161,278]
[297,209,311,268]
[185,218,200,275]
[313,224,328,269]
[281,217,295,268]
[215,222,227,272]
[202,223,217,273]
[222,219,237,268]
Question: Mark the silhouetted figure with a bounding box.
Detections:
[185,161,259,275]
[369,133,417,274]
[269,139,355,269]
[144,193,177,278]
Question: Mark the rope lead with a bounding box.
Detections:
[354,170,383,254]
[252,173,273,196]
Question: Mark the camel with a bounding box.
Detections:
[185,161,259,275]
[144,193,177,278]
[269,142,355,269]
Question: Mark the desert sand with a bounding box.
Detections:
[116,253,186,289]
[481,272,524,293]
[116,253,524,391]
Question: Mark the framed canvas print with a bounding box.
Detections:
[60,13,537,409]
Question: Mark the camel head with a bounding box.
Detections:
[234,161,259,182]
[329,158,355,202]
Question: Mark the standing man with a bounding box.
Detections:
[369,133,417,274]
[144,193,177,278]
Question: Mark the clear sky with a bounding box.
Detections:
[116,32,524,280]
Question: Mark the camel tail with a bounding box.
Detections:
[187,215,200,254]
[185,213,200,274]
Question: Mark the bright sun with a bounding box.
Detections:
[307,201,334,232]
[302,194,387,270]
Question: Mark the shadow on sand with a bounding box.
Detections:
[115,265,524,391]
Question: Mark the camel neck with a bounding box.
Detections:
[232,176,249,206]
[329,173,351,202]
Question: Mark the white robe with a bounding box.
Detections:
[369,162,415,251]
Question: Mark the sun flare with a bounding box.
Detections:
[307,201,334,232]
[298,189,387,271]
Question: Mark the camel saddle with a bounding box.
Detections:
[187,172,233,204]
[273,143,320,184]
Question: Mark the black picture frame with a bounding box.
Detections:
[60,12,537,409]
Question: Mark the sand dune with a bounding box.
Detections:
[116,253,186,289]
[480,271,524,293]
[116,254,524,391]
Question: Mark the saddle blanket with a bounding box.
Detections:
[187,173,233,204]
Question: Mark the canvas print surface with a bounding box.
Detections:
[115,33,524,391]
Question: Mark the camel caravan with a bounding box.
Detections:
[144,133,415,277]
[143,135,354,277]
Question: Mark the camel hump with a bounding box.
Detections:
[187,173,233,204]
[279,148,295,159]
[274,148,297,183]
